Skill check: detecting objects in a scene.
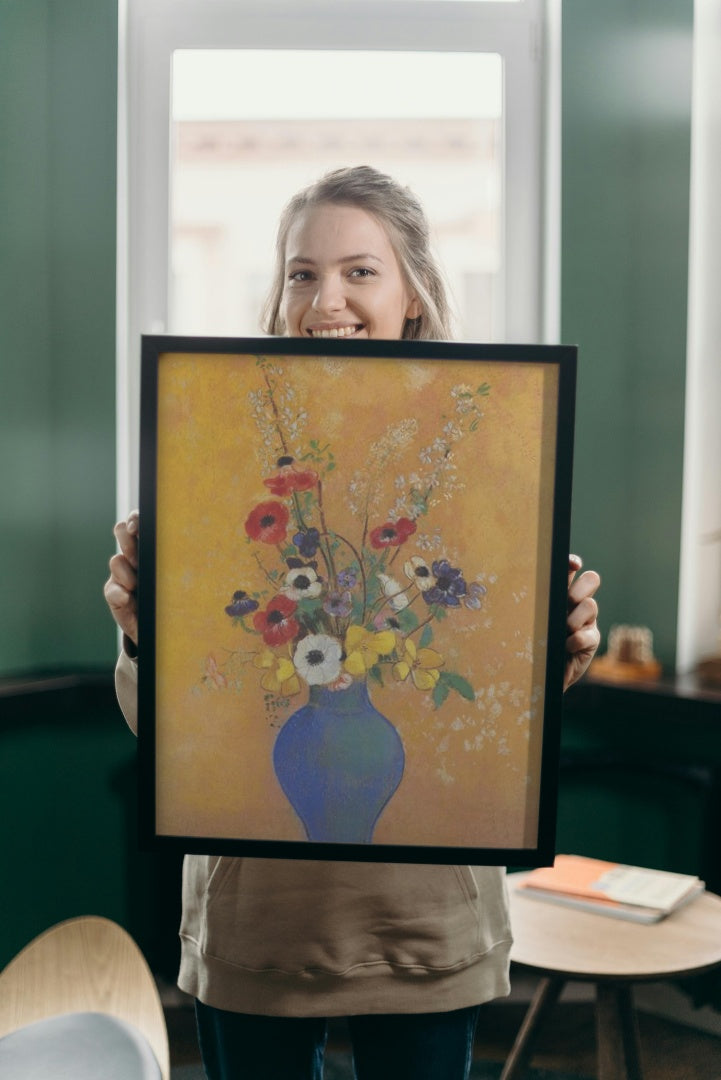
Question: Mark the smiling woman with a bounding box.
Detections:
[282,205,420,340]
[263,167,450,341]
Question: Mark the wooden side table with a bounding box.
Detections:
[503,873,721,1080]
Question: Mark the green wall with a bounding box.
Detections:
[0,0,118,675]
[562,0,693,669]
[0,682,183,973]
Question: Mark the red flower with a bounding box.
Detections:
[245,500,290,544]
[369,517,417,549]
[252,595,299,646]
[264,465,318,496]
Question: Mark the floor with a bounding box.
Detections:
[165,980,721,1079]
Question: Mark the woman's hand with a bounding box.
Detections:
[103,510,139,647]
[564,554,601,691]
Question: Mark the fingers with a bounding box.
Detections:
[567,553,583,588]
[564,558,601,690]
[566,590,599,637]
[565,622,601,658]
[103,576,138,643]
[113,509,139,568]
[568,567,601,610]
[105,511,140,645]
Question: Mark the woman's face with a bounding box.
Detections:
[280,203,421,340]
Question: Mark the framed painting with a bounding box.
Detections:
[137,336,576,865]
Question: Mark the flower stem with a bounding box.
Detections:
[316,478,337,583]
[404,612,435,640]
[263,369,291,458]
[291,490,304,526]
[254,550,280,589]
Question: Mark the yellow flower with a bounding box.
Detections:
[253,648,301,696]
[393,638,444,691]
[343,625,396,676]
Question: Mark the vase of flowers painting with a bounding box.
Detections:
[202,355,489,843]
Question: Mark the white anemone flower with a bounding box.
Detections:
[377,573,409,611]
[282,565,323,601]
[293,634,343,685]
[404,555,434,592]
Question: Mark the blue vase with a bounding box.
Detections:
[272,680,405,843]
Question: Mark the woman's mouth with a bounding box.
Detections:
[307,324,364,339]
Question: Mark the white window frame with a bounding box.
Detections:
[676,0,721,674]
[117,0,559,513]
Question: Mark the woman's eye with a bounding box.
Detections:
[288,269,313,283]
[349,267,375,279]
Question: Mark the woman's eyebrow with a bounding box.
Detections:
[286,253,384,266]
[338,253,383,264]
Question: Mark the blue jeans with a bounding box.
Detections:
[195,1000,481,1080]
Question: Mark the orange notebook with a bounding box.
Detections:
[516,854,704,923]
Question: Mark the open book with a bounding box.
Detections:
[515,854,705,923]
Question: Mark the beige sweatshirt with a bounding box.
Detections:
[116,650,512,1016]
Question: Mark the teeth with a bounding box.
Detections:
[311,326,359,338]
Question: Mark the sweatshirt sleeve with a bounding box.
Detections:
[115,643,139,736]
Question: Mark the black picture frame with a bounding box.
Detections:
[138,335,576,866]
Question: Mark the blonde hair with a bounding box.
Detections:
[262,165,453,341]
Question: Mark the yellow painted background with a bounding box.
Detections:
[153,351,559,849]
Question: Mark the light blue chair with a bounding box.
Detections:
[0,916,169,1079]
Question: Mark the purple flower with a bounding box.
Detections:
[225,590,259,617]
[423,559,467,608]
[287,557,318,572]
[323,589,353,617]
[293,527,320,558]
[337,568,358,590]
[464,582,487,610]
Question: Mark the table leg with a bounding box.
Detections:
[499,976,565,1080]
[596,982,643,1080]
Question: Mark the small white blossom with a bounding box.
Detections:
[377,573,409,611]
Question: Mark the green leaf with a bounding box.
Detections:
[368,665,384,687]
[395,607,419,633]
[432,679,451,709]
[444,671,476,701]
[419,624,434,648]
[477,383,491,396]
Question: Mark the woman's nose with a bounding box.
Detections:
[312,274,345,314]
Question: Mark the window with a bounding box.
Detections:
[169,49,503,340]
[118,0,557,510]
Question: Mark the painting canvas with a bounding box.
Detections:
[138,336,576,865]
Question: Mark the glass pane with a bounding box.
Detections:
[170,50,503,341]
